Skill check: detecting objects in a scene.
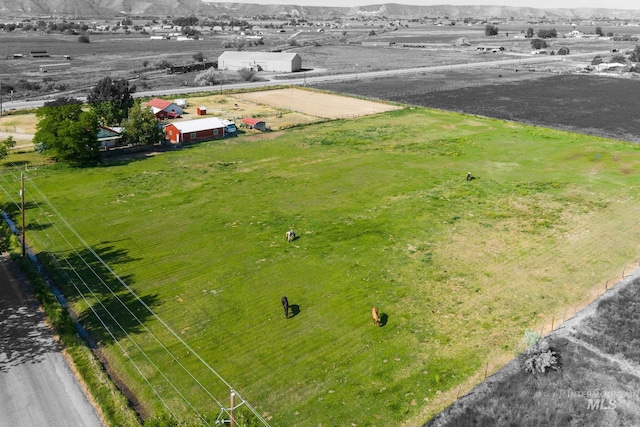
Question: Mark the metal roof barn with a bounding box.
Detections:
[164,117,228,144]
[218,51,302,73]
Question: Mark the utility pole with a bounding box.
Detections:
[20,173,25,257]
[229,390,236,427]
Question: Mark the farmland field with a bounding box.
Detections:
[317,73,640,143]
[4,92,640,425]
[427,270,640,427]
[3,22,640,427]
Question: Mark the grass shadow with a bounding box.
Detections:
[290,304,300,318]
[380,312,389,327]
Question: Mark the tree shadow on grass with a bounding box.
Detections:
[39,242,158,343]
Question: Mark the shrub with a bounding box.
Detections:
[156,60,173,70]
[194,68,218,86]
[523,329,542,348]
[78,35,90,43]
[521,338,560,374]
[238,67,257,82]
[611,54,627,63]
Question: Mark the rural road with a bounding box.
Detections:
[0,50,613,113]
[0,254,104,427]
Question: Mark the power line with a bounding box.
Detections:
[1,165,269,426]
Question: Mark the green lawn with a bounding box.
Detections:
[5,106,640,426]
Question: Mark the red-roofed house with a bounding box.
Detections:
[241,118,267,131]
[146,98,183,119]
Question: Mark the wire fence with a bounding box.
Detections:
[0,165,270,427]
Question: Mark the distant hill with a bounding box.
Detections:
[1,0,640,20]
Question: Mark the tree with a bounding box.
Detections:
[78,35,90,43]
[193,52,205,62]
[530,38,548,50]
[485,24,498,36]
[557,46,570,55]
[33,98,100,164]
[0,135,16,160]
[87,77,136,126]
[121,100,165,146]
[526,27,534,38]
[595,26,603,36]
[536,28,557,39]
[629,45,640,62]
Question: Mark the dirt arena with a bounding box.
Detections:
[234,88,402,119]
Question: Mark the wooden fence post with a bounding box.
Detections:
[230,391,236,427]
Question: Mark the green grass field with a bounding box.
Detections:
[5,105,640,426]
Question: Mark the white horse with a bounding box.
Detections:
[286,230,296,243]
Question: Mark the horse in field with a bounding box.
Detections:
[282,296,289,318]
[286,230,296,243]
[372,306,380,327]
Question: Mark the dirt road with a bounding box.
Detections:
[0,254,103,427]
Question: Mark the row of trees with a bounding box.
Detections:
[33,77,165,165]
[486,26,561,39]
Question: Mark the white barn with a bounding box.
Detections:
[217,51,302,73]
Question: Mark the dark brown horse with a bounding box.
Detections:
[282,296,289,318]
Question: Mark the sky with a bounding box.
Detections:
[210,0,640,10]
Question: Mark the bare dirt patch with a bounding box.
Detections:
[234,88,402,119]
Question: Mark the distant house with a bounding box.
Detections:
[218,51,302,73]
[146,98,183,119]
[164,117,228,144]
[476,45,504,53]
[242,118,267,131]
[98,126,123,149]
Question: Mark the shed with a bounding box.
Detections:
[164,117,228,144]
[218,51,302,73]
[196,106,207,115]
[242,118,267,131]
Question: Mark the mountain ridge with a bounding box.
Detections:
[1,0,640,20]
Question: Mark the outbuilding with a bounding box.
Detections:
[164,117,228,144]
[196,106,207,115]
[218,51,302,73]
[242,118,267,131]
[146,98,183,119]
[39,63,72,72]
